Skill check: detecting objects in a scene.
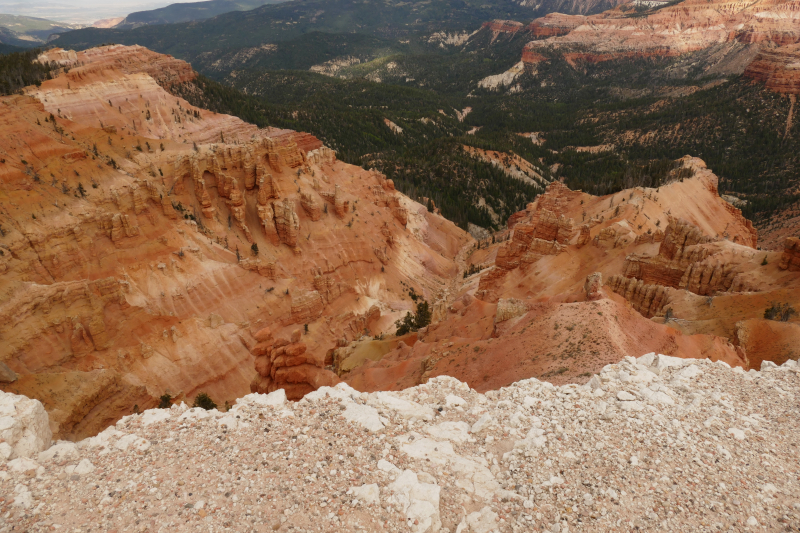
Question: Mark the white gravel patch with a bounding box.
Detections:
[1,355,800,532]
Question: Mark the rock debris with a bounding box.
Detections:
[2,354,800,532]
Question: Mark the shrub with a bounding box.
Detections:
[764,302,796,322]
[395,293,432,336]
[158,394,172,409]
[193,392,217,410]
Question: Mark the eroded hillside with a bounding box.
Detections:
[0,44,797,445]
[0,45,471,440]
[338,157,800,391]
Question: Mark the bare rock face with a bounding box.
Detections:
[239,258,277,278]
[389,196,408,226]
[320,184,350,218]
[313,275,351,304]
[40,45,197,88]
[257,169,279,204]
[743,43,800,94]
[593,222,635,249]
[525,14,583,41]
[0,362,18,383]
[273,198,300,250]
[483,19,524,34]
[263,135,309,172]
[606,275,674,318]
[779,237,800,271]
[373,246,390,265]
[300,190,323,221]
[249,327,340,400]
[496,298,529,322]
[106,213,140,242]
[576,224,591,247]
[621,218,755,296]
[0,43,473,439]
[290,290,324,324]
[306,146,336,166]
[522,0,800,65]
[480,183,576,296]
[659,217,714,261]
[584,272,603,301]
[226,176,253,243]
[533,209,574,244]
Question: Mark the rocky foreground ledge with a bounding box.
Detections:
[2,355,800,533]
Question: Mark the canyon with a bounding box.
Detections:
[339,157,799,393]
[0,44,798,449]
[0,45,470,440]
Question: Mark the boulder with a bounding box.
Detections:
[0,391,52,460]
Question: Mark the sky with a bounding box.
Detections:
[0,0,201,24]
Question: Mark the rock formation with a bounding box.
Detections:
[249,327,340,400]
[290,290,325,324]
[620,218,756,296]
[478,182,576,297]
[744,44,800,94]
[2,43,796,449]
[521,0,800,66]
[495,298,529,322]
[300,190,323,221]
[584,272,603,301]
[342,154,800,395]
[779,237,800,271]
[319,184,350,218]
[0,44,473,440]
[606,274,674,317]
[482,20,524,42]
[273,198,301,250]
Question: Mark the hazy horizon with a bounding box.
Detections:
[0,0,204,24]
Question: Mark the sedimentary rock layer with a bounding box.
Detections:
[0,44,472,439]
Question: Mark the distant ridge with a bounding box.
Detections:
[0,14,83,47]
[114,0,288,29]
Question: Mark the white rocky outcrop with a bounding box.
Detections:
[477,62,525,91]
[0,391,51,461]
[2,355,800,531]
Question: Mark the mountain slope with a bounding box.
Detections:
[0,14,83,47]
[114,0,288,29]
[0,44,471,438]
[50,0,538,59]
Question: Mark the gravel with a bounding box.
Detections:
[1,353,799,532]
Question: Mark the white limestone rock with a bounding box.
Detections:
[369,392,434,420]
[445,394,467,408]
[457,506,500,533]
[471,414,493,433]
[425,421,470,442]
[141,408,172,426]
[387,470,442,533]
[0,391,51,461]
[177,407,216,422]
[38,441,79,463]
[347,483,380,505]
[343,402,385,432]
